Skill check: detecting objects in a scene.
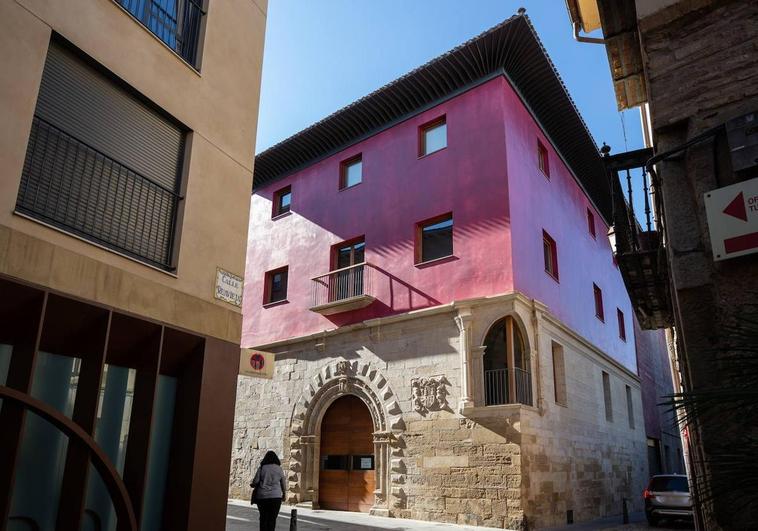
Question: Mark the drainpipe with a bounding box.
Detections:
[572,22,607,44]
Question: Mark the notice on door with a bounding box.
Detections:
[704,176,758,261]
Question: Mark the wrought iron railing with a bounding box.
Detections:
[311,263,374,308]
[484,367,533,406]
[117,0,206,67]
[16,116,182,271]
[603,146,672,329]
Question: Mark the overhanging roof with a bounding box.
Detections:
[253,13,612,222]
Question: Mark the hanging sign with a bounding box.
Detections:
[215,268,243,307]
[239,348,275,379]
[705,176,758,261]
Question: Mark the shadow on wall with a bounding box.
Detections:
[324,264,442,328]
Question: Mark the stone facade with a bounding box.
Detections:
[231,293,648,528]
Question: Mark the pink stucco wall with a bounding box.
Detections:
[242,76,637,372]
[243,79,513,346]
[503,81,638,371]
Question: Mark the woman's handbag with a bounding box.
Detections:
[250,480,259,505]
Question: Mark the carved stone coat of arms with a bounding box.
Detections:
[411,375,448,413]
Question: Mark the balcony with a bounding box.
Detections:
[117,0,205,68]
[604,147,673,329]
[310,263,376,315]
[484,367,533,406]
[16,116,181,271]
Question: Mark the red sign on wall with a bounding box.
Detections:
[705,177,758,261]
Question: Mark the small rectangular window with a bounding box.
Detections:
[321,455,348,470]
[538,140,549,177]
[602,371,613,422]
[264,267,288,304]
[419,116,447,156]
[587,208,596,238]
[543,230,559,281]
[617,308,626,341]
[340,155,362,189]
[417,214,453,263]
[594,283,604,322]
[626,384,635,429]
[273,185,292,217]
[552,342,567,406]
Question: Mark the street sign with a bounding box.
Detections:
[705,176,758,261]
[215,268,243,307]
[239,348,275,379]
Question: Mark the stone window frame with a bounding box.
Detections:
[456,304,538,413]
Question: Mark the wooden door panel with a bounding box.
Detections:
[318,395,375,513]
[347,471,375,512]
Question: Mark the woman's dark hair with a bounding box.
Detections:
[261,450,280,466]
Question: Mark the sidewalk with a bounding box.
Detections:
[227,499,513,530]
[227,501,693,531]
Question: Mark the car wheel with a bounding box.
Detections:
[647,516,658,528]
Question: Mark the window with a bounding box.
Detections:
[331,237,366,301]
[626,385,635,429]
[321,455,348,470]
[264,267,288,304]
[273,186,292,217]
[617,308,626,341]
[340,155,362,189]
[543,230,559,281]
[117,0,205,68]
[537,140,549,177]
[552,342,567,406]
[593,283,604,321]
[483,316,532,406]
[419,116,447,156]
[602,371,613,422]
[15,39,185,271]
[417,214,453,263]
[587,208,596,238]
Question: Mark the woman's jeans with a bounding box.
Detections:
[256,498,282,531]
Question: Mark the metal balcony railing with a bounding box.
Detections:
[16,116,182,271]
[604,146,673,329]
[118,0,205,67]
[310,263,375,314]
[484,367,533,406]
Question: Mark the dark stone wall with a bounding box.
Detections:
[639,1,758,528]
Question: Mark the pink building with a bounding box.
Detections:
[232,14,680,529]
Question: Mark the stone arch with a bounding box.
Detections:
[479,311,532,355]
[286,359,405,515]
[478,311,534,406]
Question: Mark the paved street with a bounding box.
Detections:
[227,501,694,531]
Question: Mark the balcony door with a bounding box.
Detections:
[483,316,532,406]
[332,238,365,302]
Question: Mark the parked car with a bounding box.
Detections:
[643,474,693,526]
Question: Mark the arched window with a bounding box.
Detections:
[483,316,532,406]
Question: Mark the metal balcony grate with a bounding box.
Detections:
[16,116,182,270]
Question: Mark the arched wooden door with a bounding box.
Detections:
[318,395,375,512]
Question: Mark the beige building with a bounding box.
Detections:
[0,0,266,529]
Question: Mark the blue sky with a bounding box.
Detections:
[255,0,643,157]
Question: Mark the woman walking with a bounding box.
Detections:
[251,450,287,531]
